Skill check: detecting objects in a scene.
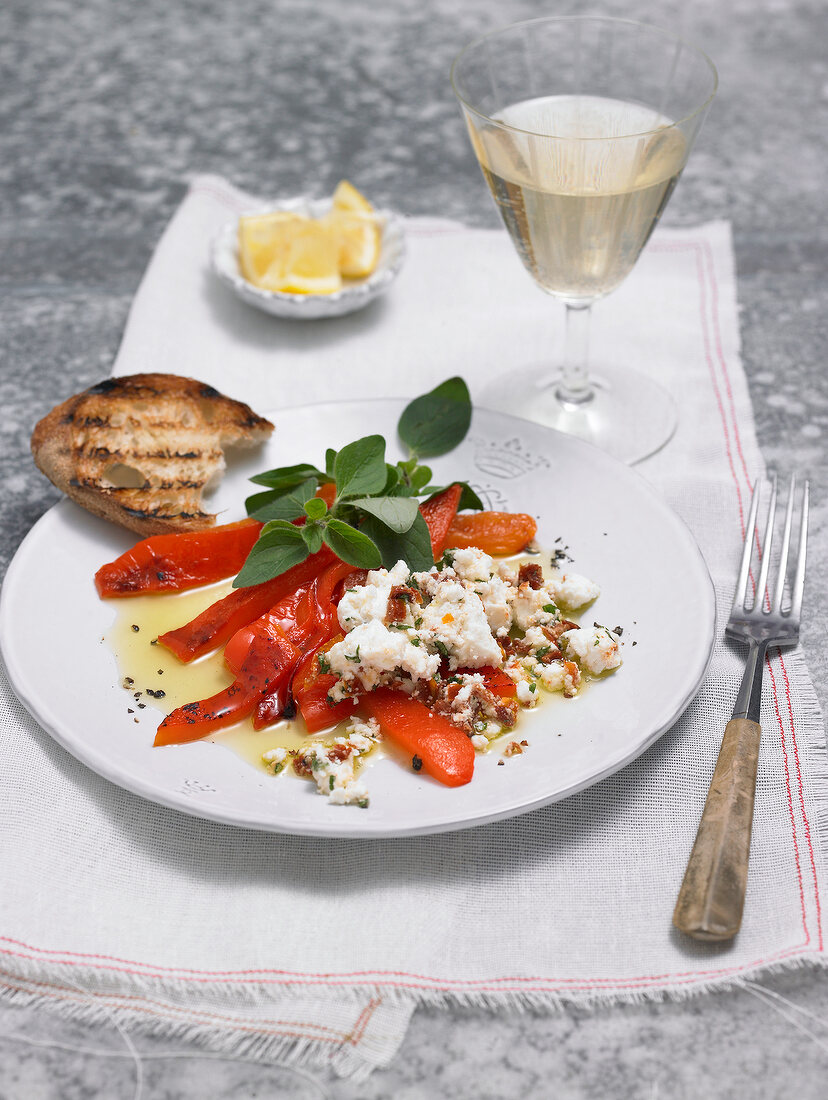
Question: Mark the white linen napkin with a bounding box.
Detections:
[1,175,825,1080]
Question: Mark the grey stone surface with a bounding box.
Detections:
[1,0,827,1096]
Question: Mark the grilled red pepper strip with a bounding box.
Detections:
[95,518,263,597]
[291,629,359,733]
[155,619,299,746]
[295,674,355,733]
[457,665,517,701]
[253,560,359,729]
[217,588,315,731]
[223,586,314,675]
[361,689,475,787]
[444,511,537,556]
[157,546,335,663]
[419,484,463,558]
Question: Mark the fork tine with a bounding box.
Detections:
[771,475,796,613]
[754,473,777,612]
[733,479,762,612]
[790,479,809,621]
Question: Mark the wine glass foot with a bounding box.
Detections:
[477,363,677,465]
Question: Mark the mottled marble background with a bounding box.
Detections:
[2,0,827,1096]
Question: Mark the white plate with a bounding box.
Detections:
[0,401,715,838]
[210,197,406,319]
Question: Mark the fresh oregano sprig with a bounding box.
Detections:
[233,377,481,587]
[234,379,479,585]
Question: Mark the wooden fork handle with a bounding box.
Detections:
[673,718,761,942]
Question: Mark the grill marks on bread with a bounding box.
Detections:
[31,373,273,534]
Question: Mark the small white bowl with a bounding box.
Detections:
[210,196,406,320]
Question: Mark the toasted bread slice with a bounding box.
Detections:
[31,373,274,535]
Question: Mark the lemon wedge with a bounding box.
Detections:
[260,221,342,295]
[237,182,381,294]
[332,179,374,214]
[238,211,304,284]
[322,210,381,279]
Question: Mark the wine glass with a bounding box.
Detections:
[451,17,717,463]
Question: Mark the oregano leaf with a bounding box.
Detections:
[360,511,434,572]
[334,435,387,498]
[246,478,317,522]
[398,377,472,458]
[322,518,383,568]
[233,522,309,587]
[350,495,420,534]
[249,463,328,490]
[302,523,324,554]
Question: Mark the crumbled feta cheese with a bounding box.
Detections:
[337,559,410,631]
[320,546,614,774]
[450,546,495,582]
[561,626,621,674]
[563,662,581,697]
[419,581,502,669]
[469,572,513,637]
[515,679,537,707]
[497,562,518,586]
[327,618,439,696]
[547,570,600,610]
[446,672,484,728]
[533,661,566,693]
[503,656,538,709]
[262,746,288,772]
[345,715,381,743]
[299,724,380,806]
[523,626,551,651]
[509,583,559,631]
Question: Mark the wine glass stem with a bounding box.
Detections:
[556,302,595,406]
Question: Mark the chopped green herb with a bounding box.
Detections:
[345,646,361,663]
[535,645,551,659]
[317,652,331,674]
[433,639,450,658]
[542,604,556,614]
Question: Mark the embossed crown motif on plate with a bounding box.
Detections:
[473,485,510,511]
[471,437,550,480]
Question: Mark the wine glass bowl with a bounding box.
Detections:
[451,17,717,463]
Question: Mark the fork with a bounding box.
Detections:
[673,474,810,942]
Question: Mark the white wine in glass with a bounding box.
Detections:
[452,19,717,463]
